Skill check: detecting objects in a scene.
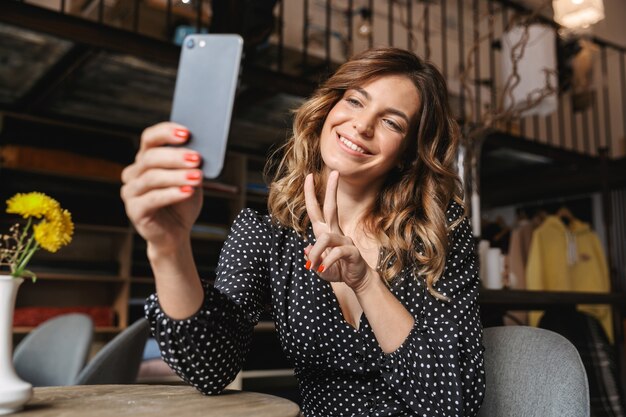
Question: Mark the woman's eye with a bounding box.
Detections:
[383,119,402,131]
[345,97,361,107]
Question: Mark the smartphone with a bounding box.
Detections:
[170,34,243,179]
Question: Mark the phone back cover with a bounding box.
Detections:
[170,34,243,178]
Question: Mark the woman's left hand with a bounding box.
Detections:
[304,171,375,292]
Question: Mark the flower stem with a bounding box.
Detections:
[14,234,38,277]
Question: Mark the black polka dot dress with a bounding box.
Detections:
[145,202,485,416]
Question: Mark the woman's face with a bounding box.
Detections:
[319,75,420,187]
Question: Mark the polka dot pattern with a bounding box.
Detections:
[145,202,485,416]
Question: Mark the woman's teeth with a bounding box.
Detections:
[339,136,366,154]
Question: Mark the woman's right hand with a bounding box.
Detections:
[121,122,203,253]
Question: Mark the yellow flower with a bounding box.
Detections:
[57,209,74,246]
[3,191,73,278]
[33,208,74,253]
[6,192,60,219]
[33,220,62,253]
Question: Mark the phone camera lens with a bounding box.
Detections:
[186,38,195,49]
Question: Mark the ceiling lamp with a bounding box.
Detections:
[357,7,372,39]
[552,0,605,29]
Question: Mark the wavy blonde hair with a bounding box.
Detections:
[265,47,464,299]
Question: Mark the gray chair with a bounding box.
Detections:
[479,326,590,417]
[75,318,150,385]
[13,313,94,387]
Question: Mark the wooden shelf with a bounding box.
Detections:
[190,224,229,242]
[246,194,268,204]
[31,272,127,283]
[0,220,128,234]
[95,326,123,334]
[75,223,130,234]
[479,289,626,309]
[131,277,155,284]
[0,165,122,186]
[203,189,242,201]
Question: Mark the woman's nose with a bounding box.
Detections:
[353,118,374,137]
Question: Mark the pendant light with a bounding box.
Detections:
[552,0,605,29]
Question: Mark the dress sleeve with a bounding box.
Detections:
[379,210,486,416]
[144,209,272,395]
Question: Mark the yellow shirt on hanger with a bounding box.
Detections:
[526,215,612,341]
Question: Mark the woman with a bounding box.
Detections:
[121,47,485,416]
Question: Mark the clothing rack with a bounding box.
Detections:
[514,196,593,224]
[477,140,626,403]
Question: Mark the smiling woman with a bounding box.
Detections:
[268,48,464,297]
[121,47,485,417]
[319,75,419,188]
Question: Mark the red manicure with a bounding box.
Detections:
[184,153,200,164]
[186,171,201,181]
[305,260,312,270]
[174,128,189,141]
[180,185,194,193]
[317,265,325,273]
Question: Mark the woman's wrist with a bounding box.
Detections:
[147,238,198,285]
[147,238,204,319]
[351,268,383,296]
[147,237,192,263]
[353,269,415,353]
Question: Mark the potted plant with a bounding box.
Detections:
[0,192,73,414]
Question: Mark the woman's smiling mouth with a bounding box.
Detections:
[337,134,370,155]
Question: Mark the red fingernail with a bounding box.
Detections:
[186,170,201,181]
[180,185,194,193]
[305,260,312,270]
[317,265,325,273]
[184,153,200,164]
[174,128,189,141]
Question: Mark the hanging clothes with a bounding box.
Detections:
[502,218,538,326]
[526,215,613,341]
[508,218,536,290]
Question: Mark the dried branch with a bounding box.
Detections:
[459,0,555,133]
[459,7,497,124]
[395,0,431,58]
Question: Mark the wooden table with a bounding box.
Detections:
[13,385,300,417]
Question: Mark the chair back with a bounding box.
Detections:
[13,313,94,387]
[478,326,589,417]
[75,318,150,385]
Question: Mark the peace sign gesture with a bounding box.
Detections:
[304,171,375,291]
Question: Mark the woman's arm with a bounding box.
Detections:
[145,209,272,395]
[303,173,485,415]
[123,123,273,394]
[378,214,485,417]
[148,239,204,319]
[121,122,205,318]
[353,270,415,353]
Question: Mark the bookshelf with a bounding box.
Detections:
[0,112,269,346]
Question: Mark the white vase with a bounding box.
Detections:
[0,276,33,415]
